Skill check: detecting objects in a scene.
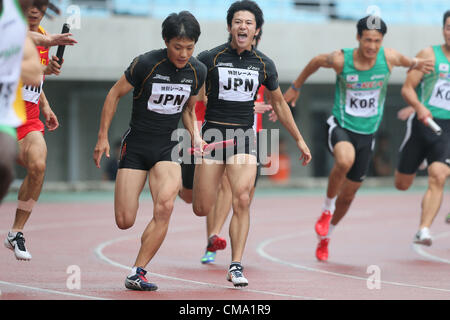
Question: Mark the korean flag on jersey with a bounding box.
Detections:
[147,83,191,114]
[218,67,259,102]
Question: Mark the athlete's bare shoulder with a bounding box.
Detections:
[416,46,434,59]
[322,50,344,72]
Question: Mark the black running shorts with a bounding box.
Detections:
[397,114,450,174]
[326,116,375,182]
[118,128,180,171]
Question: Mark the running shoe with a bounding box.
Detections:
[413,228,432,246]
[125,267,158,291]
[4,232,32,261]
[201,251,216,264]
[206,234,226,252]
[446,213,450,224]
[315,210,332,237]
[226,264,248,287]
[316,237,330,261]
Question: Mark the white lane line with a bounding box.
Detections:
[256,232,450,294]
[412,231,450,264]
[0,281,108,300]
[94,233,321,300]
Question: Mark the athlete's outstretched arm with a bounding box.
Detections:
[28,31,77,48]
[384,47,434,74]
[284,50,344,107]
[93,75,133,168]
[400,48,434,124]
[268,87,311,166]
[21,35,43,87]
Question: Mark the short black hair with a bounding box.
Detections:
[162,11,201,43]
[444,10,450,27]
[227,0,264,30]
[357,15,387,37]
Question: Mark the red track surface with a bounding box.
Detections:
[0,190,449,300]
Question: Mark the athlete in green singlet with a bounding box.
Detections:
[284,15,434,261]
[395,10,450,246]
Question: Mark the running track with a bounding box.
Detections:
[0,187,449,301]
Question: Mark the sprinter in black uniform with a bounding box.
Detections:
[192,0,311,287]
[93,11,206,291]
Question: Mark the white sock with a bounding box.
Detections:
[323,196,337,213]
[129,266,137,277]
[7,231,17,239]
[327,224,335,237]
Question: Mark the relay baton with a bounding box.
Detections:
[56,23,70,65]
[426,117,442,136]
[189,139,235,155]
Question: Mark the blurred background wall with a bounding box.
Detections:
[16,0,448,184]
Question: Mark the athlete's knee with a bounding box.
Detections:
[179,188,192,204]
[115,209,136,230]
[154,198,175,221]
[334,157,354,173]
[428,170,447,189]
[27,159,46,178]
[233,188,251,211]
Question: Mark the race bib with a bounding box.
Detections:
[22,77,43,104]
[218,67,259,102]
[428,79,450,111]
[147,83,191,114]
[345,89,380,118]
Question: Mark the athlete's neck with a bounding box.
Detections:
[443,43,450,55]
[355,48,377,67]
[229,40,251,55]
[29,24,39,32]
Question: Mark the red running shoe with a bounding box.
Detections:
[206,234,226,252]
[316,238,329,261]
[315,210,332,237]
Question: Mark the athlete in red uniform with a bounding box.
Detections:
[4,1,67,261]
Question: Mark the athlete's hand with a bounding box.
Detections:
[397,106,415,121]
[254,102,273,114]
[416,105,432,125]
[93,138,110,169]
[41,106,59,131]
[193,135,206,156]
[268,110,278,122]
[296,139,312,166]
[283,87,300,107]
[47,33,77,47]
[413,58,434,74]
[45,56,63,75]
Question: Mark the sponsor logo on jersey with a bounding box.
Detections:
[181,78,193,84]
[247,65,260,71]
[153,74,171,81]
[347,74,359,82]
[371,74,385,80]
[217,62,234,67]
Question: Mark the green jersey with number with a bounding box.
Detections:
[417,45,450,119]
[332,47,391,135]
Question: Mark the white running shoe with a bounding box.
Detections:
[226,264,248,287]
[4,232,32,261]
[413,228,432,246]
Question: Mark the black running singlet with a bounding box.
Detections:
[124,48,207,134]
[198,43,278,126]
